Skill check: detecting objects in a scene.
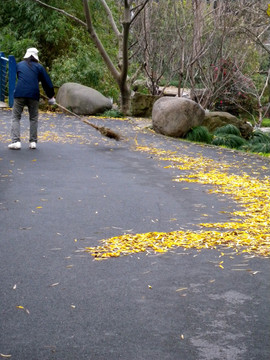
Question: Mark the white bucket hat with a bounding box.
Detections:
[23,47,39,61]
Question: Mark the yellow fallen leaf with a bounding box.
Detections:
[83,144,270,260]
[0,354,12,358]
[176,287,188,292]
[16,305,30,314]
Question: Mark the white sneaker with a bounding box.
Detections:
[8,141,21,150]
[29,142,37,149]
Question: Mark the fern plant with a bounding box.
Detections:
[214,124,241,137]
[185,126,213,144]
[249,142,270,154]
[212,134,247,149]
[249,130,270,144]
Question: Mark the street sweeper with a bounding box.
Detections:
[8,47,56,150]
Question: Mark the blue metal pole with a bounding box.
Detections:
[0,52,7,102]
[8,55,16,107]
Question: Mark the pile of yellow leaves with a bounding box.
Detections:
[86,145,270,259]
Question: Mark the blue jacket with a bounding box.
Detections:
[14,60,55,101]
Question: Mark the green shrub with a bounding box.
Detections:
[214,124,241,137]
[249,142,270,154]
[212,134,247,149]
[249,130,270,144]
[101,109,123,118]
[185,126,213,144]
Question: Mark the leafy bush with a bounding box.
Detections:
[214,124,241,137]
[249,130,270,144]
[51,51,119,101]
[185,126,213,144]
[51,54,102,88]
[241,130,270,154]
[248,143,270,154]
[101,109,123,118]
[212,134,247,149]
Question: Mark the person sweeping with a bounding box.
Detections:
[8,47,56,150]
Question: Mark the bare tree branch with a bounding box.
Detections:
[31,0,86,27]
[130,0,150,26]
[100,0,121,36]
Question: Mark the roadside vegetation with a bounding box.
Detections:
[184,125,270,156]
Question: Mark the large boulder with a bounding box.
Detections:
[56,82,112,115]
[152,97,205,137]
[202,111,253,139]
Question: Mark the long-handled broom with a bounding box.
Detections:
[41,94,122,141]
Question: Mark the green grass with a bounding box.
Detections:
[262,118,270,127]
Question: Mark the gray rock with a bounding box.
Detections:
[152,97,205,137]
[202,111,253,139]
[56,82,112,115]
[131,93,160,117]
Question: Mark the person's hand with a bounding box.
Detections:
[48,97,56,105]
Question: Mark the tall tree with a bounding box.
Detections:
[133,0,179,95]
[31,0,150,115]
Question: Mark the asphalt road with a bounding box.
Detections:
[0,109,269,360]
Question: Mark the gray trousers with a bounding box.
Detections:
[11,98,39,143]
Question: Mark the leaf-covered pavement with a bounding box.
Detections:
[1,108,270,260]
[1,108,270,360]
[86,145,270,259]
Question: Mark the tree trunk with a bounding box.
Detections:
[31,0,151,116]
[120,82,131,116]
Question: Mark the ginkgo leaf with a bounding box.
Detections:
[84,144,270,260]
[176,287,188,292]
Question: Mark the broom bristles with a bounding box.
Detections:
[40,94,123,141]
[83,120,122,141]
